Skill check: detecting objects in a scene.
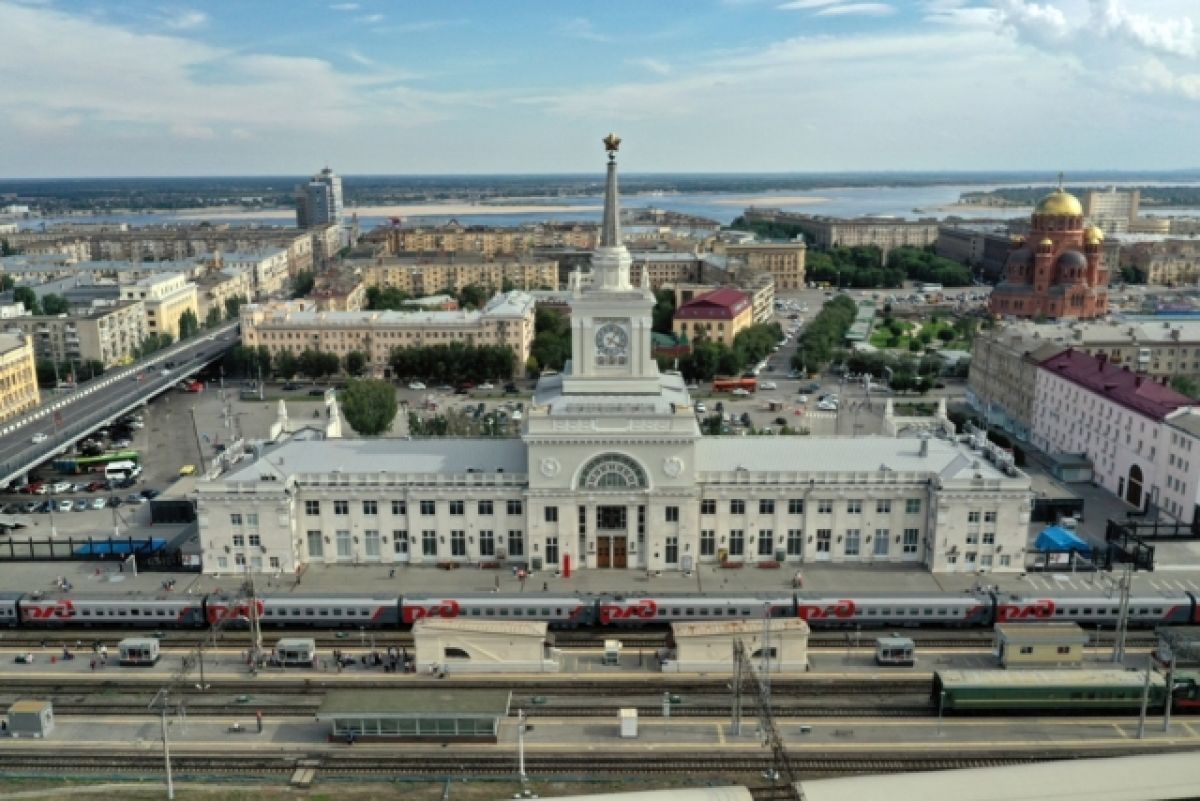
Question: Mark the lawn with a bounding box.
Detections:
[868,317,970,351]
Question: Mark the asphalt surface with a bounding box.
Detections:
[0,322,239,488]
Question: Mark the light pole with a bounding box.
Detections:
[149,689,175,800]
[937,690,946,736]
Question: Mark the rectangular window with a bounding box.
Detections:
[450,530,466,557]
[420,500,436,516]
[545,506,558,523]
[665,536,678,565]
[305,500,320,516]
[981,554,993,568]
[246,513,259,527]
[364,530,380,558]
[817,499,833,514]
[816,529,832,553]
[232,534,245,547]
[730,499,745,515]
[665,506,679,523]
[967,510,981,524]
[728,529,745,556]
[788,499,804,515]
[307,530,323,558]
[507,500,523,516]
[903,528,920,554]
[905,499,921,515]
[845,529,861,556]
[391,500,406,515]
[336,530,351,559]
[874,529,889,556]
[479,530,495,556]
[984,511,997,523]
[758,530,774,556]
[507,530,524,556]
[701,499,716,515]
[700,530,716,556]
[362,500,377,515]
[578,506,586,535]
[1000,554,1011,567]
[876,500,891,514]
[546,536,559,564]
[786,529,803,556]
[392,530,408,554]
[449,500,465,516]
[478,500,494,515]
[234,553,245,566]
[269,556,280,569]
[230,513,243,526]
[421,530,437,557]
[983,532,995,545]
[846,500,862,514]
[248,534,261,547]
[966,532,979,545]
[332,500,348,516]
[759,499,775,515]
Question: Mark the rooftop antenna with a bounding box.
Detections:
[1057,171,1065,190]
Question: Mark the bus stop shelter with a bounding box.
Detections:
[315,689,511,743]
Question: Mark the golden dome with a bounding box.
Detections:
[1084,225,1104,245]
[1039,237,1054,249]
[1035,188,1083,216]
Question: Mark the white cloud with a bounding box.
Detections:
[1088,0,1196,57]
[629,57,672,75]
[358,13,384,24]
[347,49,374,66]
[993,0,1071,42]
[170,122,216,140]
[329,3,359,10]
[161,9,207,30]
[815,3,896,16]
[560,17,611,43]
[777,0,843,8]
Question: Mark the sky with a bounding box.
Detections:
[1,0,1199,177]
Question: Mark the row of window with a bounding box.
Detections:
[306,529,527,560]
[701,498,922,516]
[965,511,999,524]
[304,500,524,517]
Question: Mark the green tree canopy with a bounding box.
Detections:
[340,379,398,436]
[178,309,200,340]
[273,350,298,379]
[13,286,39,315]
[345,350,367,377]
[292,271,315,298]
[41,294,69,315]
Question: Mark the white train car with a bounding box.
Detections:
[402,593,593,628]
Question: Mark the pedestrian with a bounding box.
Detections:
[90,659,96,671]
[542,582,548,592]
[388,567,395,579]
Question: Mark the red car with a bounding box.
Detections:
[183,380,205,393]
[18,482,44,495]
[86,481,106,492]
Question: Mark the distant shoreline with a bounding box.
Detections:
[168,201,605,219]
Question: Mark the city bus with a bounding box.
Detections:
[104,460,142,482]
[712,377,758,393]
[53,450,142,475]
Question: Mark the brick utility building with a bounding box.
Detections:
[989,187,1109,320]
[671,287,753,347]
[1032,349,1193,512]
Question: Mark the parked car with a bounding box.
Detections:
[307,388,327,397]
[281,382,302,391]
[407,381,426,390]
[30,432,47,444]
[113,439,132,449]
[72,499,88,512]
[18,483,42,495]
[50,482,72,494]
[14,653,34,664]
[695,402,707,414]
[57,500,73,513]
[90,497,106,510]
[797,395,808,404]
[126,494,146,505]
[817,400,838,411]
[732,388,751,397]
[21,502,38,514]
[478,382,494,390]
[178,464,197,477]
[108,496,123,508]
[71,483,87,493]
[140,488,160,499]
[760,381,777,390]
[504,383,519,394]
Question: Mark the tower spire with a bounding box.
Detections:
[600,133,622,248]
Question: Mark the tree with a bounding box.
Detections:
[345,350,367,377]
[525,355,540,378]
[40,294,68,315]
[13,286,39,315]
[224,295,247,321]
[205,307,223,329]
[0,240,15,258]
[530,307,571,372]
[177,309,200,340]
[273,350,298,379]
[292,271,315,298]
[936,327,956,343]
[340,379,397,436]
[457,284,489,310]
[652,290,676,334]
[1171,375,1200,399]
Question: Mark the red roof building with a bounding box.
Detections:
[672,287,753,346]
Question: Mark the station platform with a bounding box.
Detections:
[2,713,1199,757]
[9,558,1200,601]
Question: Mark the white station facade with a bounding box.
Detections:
[197,137,1033,576]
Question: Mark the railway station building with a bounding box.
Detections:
[196,137,1033,577]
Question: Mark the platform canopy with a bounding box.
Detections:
[1034,525,1091,555]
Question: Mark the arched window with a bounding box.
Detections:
[578,454,648,490]
[444,647,471,660]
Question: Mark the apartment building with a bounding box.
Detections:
[11,301,147,367]
[0,333,40,424]
[387,221,598,256]
[712,240,807,290]
[742,209,939,256]
[1084,188,1139,234]
[360,255,559,296]
[240,291,536,376]
[120,273,199,340]
[1120,239,1200,286]
[311,268,366,311]
[672,287,754,347]
[222,249,290,298]
[970,318,1200,441]
[668,274,775,326]
[934,224,1015,281]
[1033,349,1193,513]
[195,268,253,324]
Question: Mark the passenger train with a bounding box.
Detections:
[1,588,1197,630]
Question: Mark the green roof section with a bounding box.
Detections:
[316,689,512,719]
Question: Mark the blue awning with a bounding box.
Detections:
[1035,525,1091,555]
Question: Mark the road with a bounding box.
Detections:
[0,322,239,488]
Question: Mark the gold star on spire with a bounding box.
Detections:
[603,132,621,157]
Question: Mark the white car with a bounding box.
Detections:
[57,499,73,513]
[31,432,47,444]
[90,497,106,510]
[511,410,523,421]
[759,381,777,390]
[732,388,751,397]
[478,382,494,390]
[408,381,426,390]
[817,400,838,411]
[797,395,808,404]
[695,402,707,414]
[50,481,72,494]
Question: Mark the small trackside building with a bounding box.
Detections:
[315,689,511,743]
[994,622,1088,668]
[6,700,54,738]
[663,618,809,673]
[412,618,560,673]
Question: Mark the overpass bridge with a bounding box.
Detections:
[0,321,240,488]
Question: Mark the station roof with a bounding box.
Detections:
[317,689,511,719]
[937,669,1162,690]
[994,622,1087,641]
[672,619,810,637]
[794,750,1200,801]
[413,618,548,637]
[8,700,50,714]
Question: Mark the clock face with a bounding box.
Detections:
[594,322,629,365]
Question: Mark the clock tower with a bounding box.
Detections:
[562,133,661,395]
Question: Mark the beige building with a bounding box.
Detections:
[387,221,598,256]
[222,249,290,297]
[994,623,1087,668]
[120,273,199,341]
[311,268,367,311]
[361,256,559,296]
[714,240,807,290]
[743,209,939,256]
[12,301,147,368]
[672,287,754,347]
[240,291,536,376]
[1084,188,1139,234]
[669,274,775,326]
[195,268,253,324]
[970,318,1200,442]
[1121,239,1200,286]
[0,333,40,423]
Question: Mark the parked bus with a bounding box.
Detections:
[54,450,141,475]
[104,460,141,482]
[712,377,758,393]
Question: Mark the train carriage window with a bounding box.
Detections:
[332,609,342,616]
[118,610,127,616]
[319,610,329,616]
[686,608,695,616]
[542,609,551,616]
[1068,608,1078,615]
[1054,608,1066,615]
[130,609,140,616]
[513,609,523,616]
[485,609,495,616]
[727,608,736,615]
[1082,608,1092,615]
[672,608,681,616]
[939,609,948,616]
[923,609,933,616]
[880,609,890,616]
[1154,608,1163,615]
[81,609,91,616]
[305,608,314,615]
[470,609,481,616]
[700,609,710,616]
[291,609,300,616]
[909,608,919,616]
[500,609,509,616]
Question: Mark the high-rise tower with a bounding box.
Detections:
[295,166,344,229]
